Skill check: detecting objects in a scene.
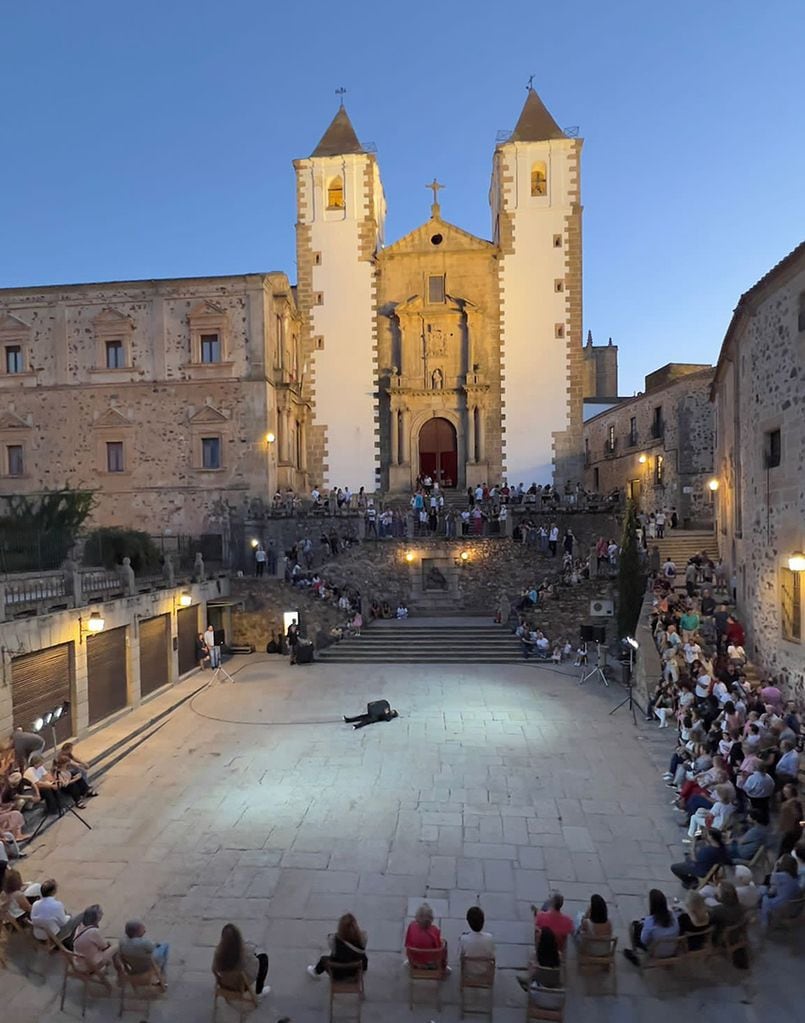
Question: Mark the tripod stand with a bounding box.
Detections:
[27,793,92,843]
[210,660,235,684]
[609,682,638,725]
[578,644,609,687]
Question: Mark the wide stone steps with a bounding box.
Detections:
[317,623,525,663]
[652,530,718,564]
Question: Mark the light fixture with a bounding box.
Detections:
[638,454,647,464]
[52,702,68,722]
[266,432,276,444]
[788,551,805,572]
[79,611,106,643]
[178,591,193,607]
[250,539,259,549]
[32,701,71,750]
[626,636,639,650]
[708,478,719,492]
[43,711,54,726]
[460,550,470,562]
[32,716,44,733]
[405,550,415,563]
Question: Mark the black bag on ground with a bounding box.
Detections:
[295,640,314,664]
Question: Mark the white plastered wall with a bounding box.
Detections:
[298,155,384,491]
[495,140,577,486]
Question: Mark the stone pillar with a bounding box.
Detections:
[128,621,142,708]
[401,409,411,464]
[280,409,289,463]
[390,407,399,466]
[467,405,476,463]
[477,407,486,463]
[299,417,308,471]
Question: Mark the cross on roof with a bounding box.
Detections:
[335,86,347,106]
[527,74,535,91]
[426,178,445,206]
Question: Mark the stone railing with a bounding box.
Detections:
[633,590,662,708]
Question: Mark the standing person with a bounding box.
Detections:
[286,621,300,666]
[10,728,45,770]
[195,632,210,669]
[307,912,368,980]
[254,543,267,577]
[266,539,278,575]
[656,508,666,538]
[213,923,270,998]
[670,507,679,529]
[548,523,559,558]
[203,624,220,669]
[563,529,574,557]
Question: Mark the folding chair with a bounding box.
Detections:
[212,968,258,1021]
[49,932,113,1018]
[406,941,448,1011]
[459,953,495,1019]
[117,952,167,1018]
[324,959,365,1022]
[577,934,618,992]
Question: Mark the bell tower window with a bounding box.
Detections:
[530,162,547,197]
[326,176,344,210]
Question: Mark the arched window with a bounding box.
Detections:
[530,162,547,197]
[327,176,344,209]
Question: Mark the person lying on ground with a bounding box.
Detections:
[343,701,399,730]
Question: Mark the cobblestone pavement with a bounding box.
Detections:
[3,655,802,1021]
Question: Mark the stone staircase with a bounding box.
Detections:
[651,529,719,566]
[317,616,524,664]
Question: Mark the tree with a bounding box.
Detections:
[83,527,162,574]
[0,486,96,571]
[616,501,645,638]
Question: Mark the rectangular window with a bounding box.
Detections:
[200,333,221,364]
[651,406,663,438]
[105,339,124,369]
[201,436,221,470]
[606,424,615,452]
[593,467,600,490]
[7,444,23,477]
[106,441,124,473]
[428,275,445,303]
[781,567,802,642]
[655,453,665,485]
[629,417,638,446]
[5,345,23,374]
[765,428,781,468]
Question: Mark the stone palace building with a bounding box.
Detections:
[0,86,616,536]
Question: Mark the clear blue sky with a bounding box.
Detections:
[2,0,803,394]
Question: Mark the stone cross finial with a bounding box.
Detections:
[427,178,445,215]
[336,86,347,107]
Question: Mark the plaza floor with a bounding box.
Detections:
[3,654,802,1022]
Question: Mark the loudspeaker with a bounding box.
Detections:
[580,624,607,644]
[213,628,226,646]
[295,641,314,664]
[590,599,614,618]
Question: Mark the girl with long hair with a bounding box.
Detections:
[212,923,269,996]
[307,912,368,981]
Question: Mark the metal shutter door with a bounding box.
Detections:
[139,614,170,697]
[11,644,74,743]
[177,605,199,675]
[86,626,128,725]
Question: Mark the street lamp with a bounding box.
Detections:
[638,454,647,464]
[708,478,719,492]
[178,591,193,607]
[405,550,415,563]
[266,432,276,445]
[79,611,105,643]
[788,551,805,572]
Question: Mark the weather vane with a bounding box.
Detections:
[336,86,347,106]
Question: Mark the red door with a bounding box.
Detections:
[419,418,457,487]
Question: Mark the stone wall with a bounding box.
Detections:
[228,578,347,651]
[0,274,307,538]
[713,248,805,697]
[583,364,715,527]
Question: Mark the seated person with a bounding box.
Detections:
[0,799,30,842]
[775,741,800,788]
[623,889,680,964]
[396,603,409,619]
[760,854,803,926]
[343,701,399,730]
[0,867,33,921]
[458,906,495,975]
[404,902,448,972]
[119,918,170,982]
[73,904,117,972]
[676,891,710,950]
[670,828,731,889]
[574,893,612,955]
[30,878,87,944]
[53,749,97,798]
[685,783,737,840]
[307,912,367,980]
[534,892,574,952]
[727,809,769,862]
[213,922,270,997]
[707,880,746,941]
[702,864,759,911]
[516,927,563,1009]
[24,754,88,814]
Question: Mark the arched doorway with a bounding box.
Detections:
[419,417,457,488]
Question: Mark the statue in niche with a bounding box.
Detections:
[424,565,449,591]
[431,368,443,390]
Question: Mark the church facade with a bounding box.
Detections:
[295,86,588,494]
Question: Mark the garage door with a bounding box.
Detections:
[177,605,199,675]
[11,644,74,743]
[86,626,128,726]
[139,614,171,698]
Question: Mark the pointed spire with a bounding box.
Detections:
[510,86,565,143]
[311,105,365,158]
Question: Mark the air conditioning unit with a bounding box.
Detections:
[590,599,614,618]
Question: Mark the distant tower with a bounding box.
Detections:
[491,86,584,485]
[294,102,386,491]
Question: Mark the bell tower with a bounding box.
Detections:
[491,85,584,486]
[294,100,386,491]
